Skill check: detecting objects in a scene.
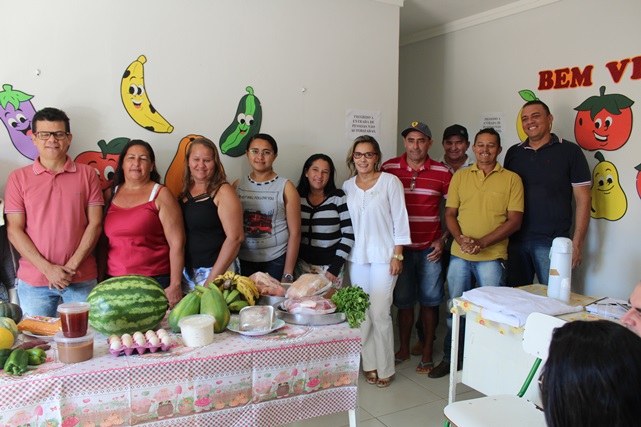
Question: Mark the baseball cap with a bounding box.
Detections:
[401,121,432,139]
[443,124,469,141]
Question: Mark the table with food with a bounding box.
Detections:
[0,272,367,427]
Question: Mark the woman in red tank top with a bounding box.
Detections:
[99,140,185,308]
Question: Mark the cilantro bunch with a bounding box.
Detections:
[331,285,370,328]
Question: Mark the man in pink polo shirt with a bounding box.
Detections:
[5,107,104,317]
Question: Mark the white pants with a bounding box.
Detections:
[347,261,397,379]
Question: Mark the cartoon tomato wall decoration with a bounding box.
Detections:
[75,138,129,190]
[574,86,634,151]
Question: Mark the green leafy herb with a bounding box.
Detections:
[331,285,370,328]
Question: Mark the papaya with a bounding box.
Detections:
[164,134,203,198]
[219,86,262,157]
[168,292,202,332]
[200,287,231,333]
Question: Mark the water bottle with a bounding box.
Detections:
[547,237,573,302]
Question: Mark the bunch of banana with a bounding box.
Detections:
[209,271,260,311]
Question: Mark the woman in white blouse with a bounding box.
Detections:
[342,135,411,388]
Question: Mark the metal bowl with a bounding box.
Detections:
[274,303,346,326]
[256,284,290,306]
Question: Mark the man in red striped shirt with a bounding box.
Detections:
[382,121,452,375]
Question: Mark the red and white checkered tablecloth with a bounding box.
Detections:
[0,322,361,427]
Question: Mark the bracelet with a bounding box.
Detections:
[282,273,294,281]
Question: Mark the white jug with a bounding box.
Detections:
[548,237,573,302]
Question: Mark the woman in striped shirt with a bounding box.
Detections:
[295,154,354,292]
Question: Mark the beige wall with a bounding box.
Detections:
[399,0,641,298]
[1,0,400,191]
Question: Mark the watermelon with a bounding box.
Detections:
[87,275,168,335]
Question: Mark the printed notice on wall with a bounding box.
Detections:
[346,110,381,141]
[480,113,504,134]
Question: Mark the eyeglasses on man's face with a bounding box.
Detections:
[248,148,274,156]
[35,131,69,141]
[353,152,376,159]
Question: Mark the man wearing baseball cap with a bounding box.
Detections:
[439,124,475,174]
[382,121,452,375]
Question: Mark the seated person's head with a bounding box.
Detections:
[621,281,641,336]
[540,320,641,427]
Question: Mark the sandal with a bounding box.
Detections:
[394,357,410,367]
[416,361,434,375]
[364,370,378,385]
[376,376,394,388]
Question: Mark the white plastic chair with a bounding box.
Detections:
[443,312,566,427]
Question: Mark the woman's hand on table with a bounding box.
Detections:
[324,271,338,284]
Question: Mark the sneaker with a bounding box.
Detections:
[428,361,450,378]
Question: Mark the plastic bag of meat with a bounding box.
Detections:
[250,272,287,297]
[282,296,337,315]
[285,274,332,298]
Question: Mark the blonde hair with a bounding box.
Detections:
[179,137,228,199]
[345,135,382,176]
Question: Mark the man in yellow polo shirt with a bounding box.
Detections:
[433,128,524,377]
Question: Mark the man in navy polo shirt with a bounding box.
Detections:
[504,100,591,287]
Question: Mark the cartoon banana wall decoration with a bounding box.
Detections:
[120,55,174,133]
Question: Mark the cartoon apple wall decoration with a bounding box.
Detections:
[75,138,130,190]
[516,89,539,142]
[164,134,204,198]
[574,86,634,151]
[591,151,627,221]
[0,84,38,159]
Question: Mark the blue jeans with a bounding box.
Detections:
[443,256,505,363]
[393,247,443,308]
[17,278,97,318]
[507,238,553,287]
[240,252,286,281]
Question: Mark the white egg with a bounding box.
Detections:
[110,340,122,351]
[148,335,160,346]
[133,331,145,340]
[145,330,157,340]
[160,335,172,346]
[157,329,168,338]
[109,334,119,342]
[109,336,121,345]
[134,335,147,346]
[121,334,133,348]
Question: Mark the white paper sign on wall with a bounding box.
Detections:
[480,113,504,135]
[346,109,381,141]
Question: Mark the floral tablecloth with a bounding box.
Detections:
[452,284,603,337]
[0,322,361,427]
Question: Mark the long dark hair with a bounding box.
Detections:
[296,154,338,197]
[110,139,161,192]
[541,320,641,427]
[247,133,278,154]
[178,137,228,200]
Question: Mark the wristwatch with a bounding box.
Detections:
[283,273,294,281]
[392,254,404,261]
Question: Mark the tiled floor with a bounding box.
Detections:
[282,307,485,427]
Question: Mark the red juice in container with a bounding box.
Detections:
[58,302,90,338]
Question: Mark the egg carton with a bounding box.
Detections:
[108,340,173,357]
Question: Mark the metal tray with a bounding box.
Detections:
[274,303,346,326]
